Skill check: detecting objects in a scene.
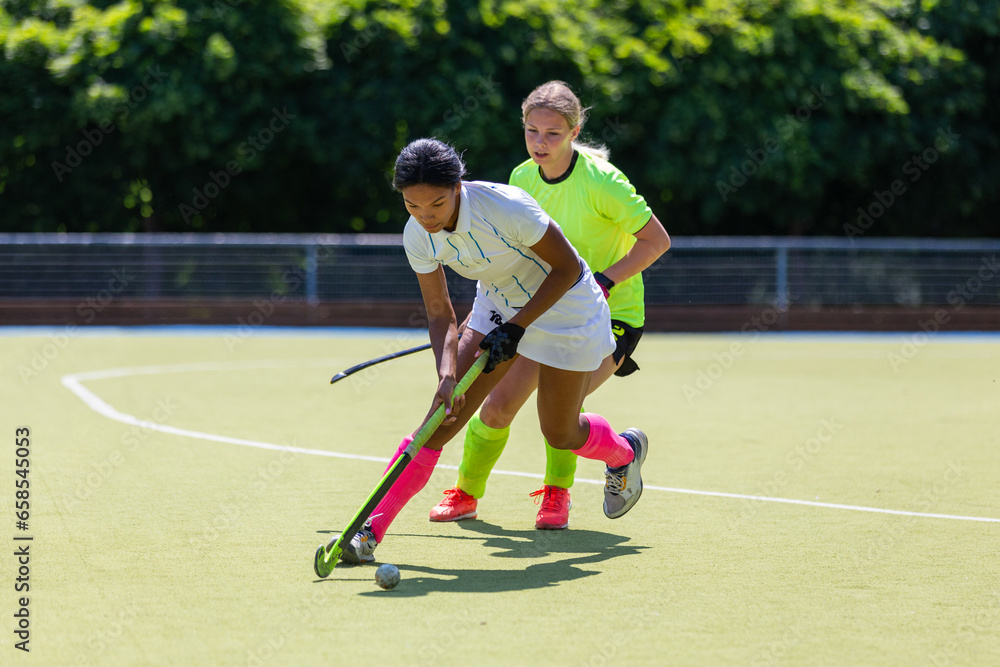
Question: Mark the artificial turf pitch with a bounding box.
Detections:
[1,328,997,666]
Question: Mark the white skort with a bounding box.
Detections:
[468,267,615,372]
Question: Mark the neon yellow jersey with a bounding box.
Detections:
[510,150,652,327]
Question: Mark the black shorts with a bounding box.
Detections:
[611,319,643,377]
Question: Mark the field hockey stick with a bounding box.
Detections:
[330,343,433,384]
[314,352,489,578]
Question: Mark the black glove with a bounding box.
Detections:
[479,322,525,373]
[593,271,615,299]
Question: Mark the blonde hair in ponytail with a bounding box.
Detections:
[521,80,610,161]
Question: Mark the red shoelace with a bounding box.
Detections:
[530,485,569,511]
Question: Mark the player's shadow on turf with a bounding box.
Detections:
[456,519,641,559]
[347,521,646,597]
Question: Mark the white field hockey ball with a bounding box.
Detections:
[375,563,400,589]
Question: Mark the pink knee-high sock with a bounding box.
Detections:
[383,435,415,474]
[368,440,441,541]
[573,413,634,468]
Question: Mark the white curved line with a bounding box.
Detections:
[61,360,388,463]
[61,361,1000,524]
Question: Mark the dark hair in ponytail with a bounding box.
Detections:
[392,138,467,191]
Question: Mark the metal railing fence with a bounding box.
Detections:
[1,233,998,308]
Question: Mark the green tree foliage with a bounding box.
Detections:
[1,0,997,236]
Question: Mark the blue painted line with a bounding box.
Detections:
[0,325,428,338]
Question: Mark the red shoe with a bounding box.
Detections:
[530,485,571,530]
[429,487,478,522]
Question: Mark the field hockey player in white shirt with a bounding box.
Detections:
[339,138,649,565]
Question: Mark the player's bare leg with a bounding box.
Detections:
[536,364,647,519]
[433,349,625,525]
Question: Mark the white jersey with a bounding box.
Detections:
[403,181,614,372]
[404,181,554,308]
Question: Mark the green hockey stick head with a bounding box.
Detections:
[314,543,342,578]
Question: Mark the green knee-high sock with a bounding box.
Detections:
[457,414,510,499]
[544,441,578,489]
[544,406,582,488]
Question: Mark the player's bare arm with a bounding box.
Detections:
[416,266,464,421]
[600,214,671,285]
[506,221,583,330]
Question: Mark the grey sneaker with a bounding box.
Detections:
[339,521,378,564]
[603,428,648,519]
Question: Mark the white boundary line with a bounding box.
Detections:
[61,361,1000,524]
